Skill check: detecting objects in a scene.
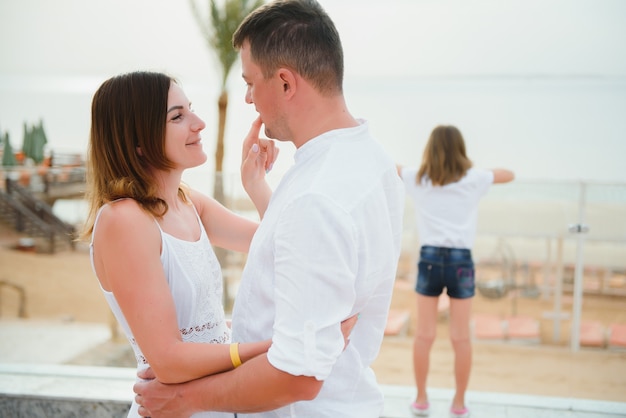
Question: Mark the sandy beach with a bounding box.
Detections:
[0,221,625,404]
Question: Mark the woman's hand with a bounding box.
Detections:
[341,314,359,349]
[241,116,278,188]
[241,117,278,218]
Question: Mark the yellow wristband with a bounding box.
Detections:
[230,342,242,368]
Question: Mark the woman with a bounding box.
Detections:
[81,71,277,417]
[398,125,514,418]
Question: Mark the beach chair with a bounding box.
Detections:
[578,320,606,348]
[472,313,505,341]
[608,323,626,351]
[385,309,411,337]
[505,315,540,344]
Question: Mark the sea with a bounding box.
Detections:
[1,74,626,227]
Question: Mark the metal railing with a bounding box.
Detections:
[401,179,626,352]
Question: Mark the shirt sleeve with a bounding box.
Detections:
[474,168,495,197]
[400,167,419,190]
[267,193,358,380]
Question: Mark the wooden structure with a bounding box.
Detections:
[0,153,85,253]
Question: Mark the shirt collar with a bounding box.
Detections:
[293,119,368,164]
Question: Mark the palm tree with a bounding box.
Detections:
[189,0,264,310]
[189,0,263,205]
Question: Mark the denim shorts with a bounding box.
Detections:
[415,245,475,299]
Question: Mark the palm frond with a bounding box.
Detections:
[190,0,264,89]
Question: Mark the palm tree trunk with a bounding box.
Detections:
[214,89,228,204]
[214,89,232,311]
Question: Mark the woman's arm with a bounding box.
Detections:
[241,117,277,219]
[92,200,270,384]
[190,190,258,253]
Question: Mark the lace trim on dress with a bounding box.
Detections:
[182,324,230,344]
[181,320,219,336]
[129,338,149,365]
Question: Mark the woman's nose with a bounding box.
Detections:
[192,113,206,131]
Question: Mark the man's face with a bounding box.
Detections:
[240,42,289,141]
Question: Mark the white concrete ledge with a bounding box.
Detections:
[1,364,624,417]
[0,363,135,402]
[379,385,626,417]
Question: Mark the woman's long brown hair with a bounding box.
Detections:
[80,71,187,240]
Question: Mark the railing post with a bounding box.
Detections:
[49,229,55,254]
[0,280,28,318]
[569,182,590,352]
[15,209,24,232]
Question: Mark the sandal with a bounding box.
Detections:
[409,401,430,417]
[450,406,470,418]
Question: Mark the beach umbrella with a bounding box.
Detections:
[21,120,47,164]
[22,122,33,163]
[31,120,48,164]
[2,131,17,167]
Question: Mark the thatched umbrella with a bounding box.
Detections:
[22,122,33,163]
[2,131,17,167]
[21,120,48,164]
[31,120,48,164]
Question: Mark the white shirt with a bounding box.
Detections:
[400,167,493,249]
[232,121,405,418]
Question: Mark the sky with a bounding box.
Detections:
[2,0,625,78]
[1,0,625,186]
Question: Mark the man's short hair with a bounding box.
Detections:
[233,0,344,95]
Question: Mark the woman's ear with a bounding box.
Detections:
[136,146,143,156]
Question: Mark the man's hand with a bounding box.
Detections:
[134,368,196,418]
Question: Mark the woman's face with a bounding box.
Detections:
[163,82,207,170]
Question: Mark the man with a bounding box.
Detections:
[134,1,404,416]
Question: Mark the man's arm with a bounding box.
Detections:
[135,315,357,417]
[135,354,322,417]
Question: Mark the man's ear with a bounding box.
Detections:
[278,68,296,98]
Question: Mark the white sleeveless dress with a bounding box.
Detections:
[90,202,234,418]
